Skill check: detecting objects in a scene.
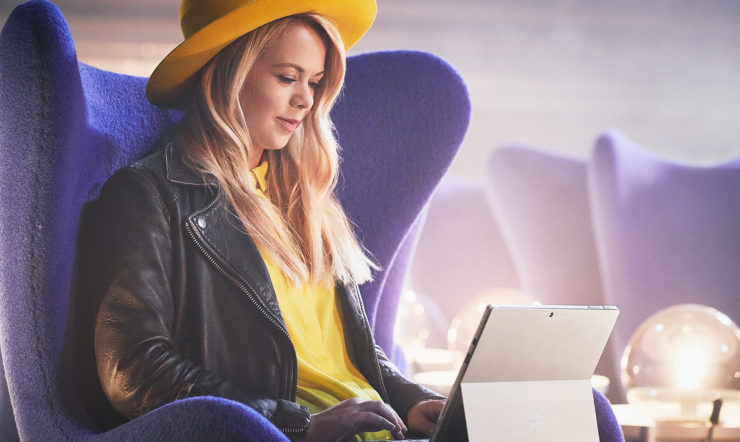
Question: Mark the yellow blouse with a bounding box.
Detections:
[250,161,391,441]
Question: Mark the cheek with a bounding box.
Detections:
[242,93,269,127]
[244,87,282,122]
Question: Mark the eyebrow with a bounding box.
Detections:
[274,63,324,77]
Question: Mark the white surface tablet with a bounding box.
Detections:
[430,304,619,442]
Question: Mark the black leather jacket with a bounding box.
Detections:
[90,143,441,440]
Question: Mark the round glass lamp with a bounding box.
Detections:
[621,303,740,425]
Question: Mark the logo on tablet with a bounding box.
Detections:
[528,409,543,432]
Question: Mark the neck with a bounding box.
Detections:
[249,148,265,170]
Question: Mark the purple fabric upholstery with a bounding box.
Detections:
[486,144,619,400]
[408,174,520,338]
[332,51,470,354]
[589,130,740,401]
[0,0,469,439]
[594,389,623,442]
[0,1,276,439]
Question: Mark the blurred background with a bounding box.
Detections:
[2,0,740,177]
[3,0,740,418]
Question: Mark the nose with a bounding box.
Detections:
[291,82,314,110]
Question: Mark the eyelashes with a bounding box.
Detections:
[277,75,323,89]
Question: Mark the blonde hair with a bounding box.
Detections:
[176,13,377,286]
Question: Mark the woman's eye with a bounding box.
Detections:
[309,81,322,89]
[278,75,296,84]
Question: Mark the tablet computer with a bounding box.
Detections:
[428,304,619,442]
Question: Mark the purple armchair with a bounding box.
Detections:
[589,130,740,401]
[486,144,619,399]
[487,144,604,306]
[0,0,469,439]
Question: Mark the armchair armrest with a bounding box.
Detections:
[594,389,624,442]
[96,397,289,442]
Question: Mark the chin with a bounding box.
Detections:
[266,144,289,152]
[272,138,294,151]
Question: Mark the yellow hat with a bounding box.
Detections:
[146,0,377,109]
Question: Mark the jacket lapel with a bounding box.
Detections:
[166,143,286,328]
[187,198,287,328]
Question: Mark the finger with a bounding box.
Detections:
[356,401,408,439]
[422,400,445,421]
[363,401,407,435]
[352,411,397,434]
[424,420,436,436]
[409,400,445,436]
[414,412,435,436]
[381,401,407,435]
[412,413,436,436]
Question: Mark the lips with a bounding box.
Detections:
[276,117,300,132]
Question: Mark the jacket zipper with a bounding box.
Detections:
[185,221,305,434]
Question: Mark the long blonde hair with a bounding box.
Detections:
[176,13,376,286]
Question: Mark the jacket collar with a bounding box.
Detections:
[165,142,218,187]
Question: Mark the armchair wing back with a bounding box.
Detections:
[589,130,740,400]
[332,50,471,359]
[0,0,469,439]
[487,144,604,306]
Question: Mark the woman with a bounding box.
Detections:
[91,0,445,440]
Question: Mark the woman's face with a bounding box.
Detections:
[241,22,327,160]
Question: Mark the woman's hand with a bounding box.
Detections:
[304,397,407,442]
[407,399,446,436]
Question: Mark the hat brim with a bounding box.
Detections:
[146,0,376,109]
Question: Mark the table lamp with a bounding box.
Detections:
[621,304,740,439]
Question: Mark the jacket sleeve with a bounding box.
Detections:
[91,167,309,438]
[374,345,446,424]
